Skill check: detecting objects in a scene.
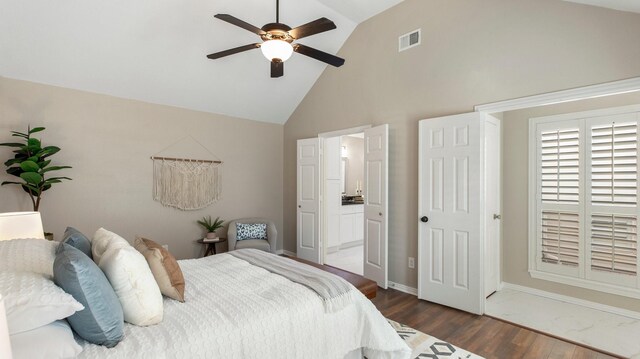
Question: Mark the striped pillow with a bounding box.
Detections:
[236,223,267,241]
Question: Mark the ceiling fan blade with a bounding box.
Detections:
[207,43,261,59]
[289,17,336,40]
[293,44,345,67]
[271,60,284,78]
[214,14,266,36]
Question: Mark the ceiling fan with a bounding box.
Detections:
[206,0,345,78]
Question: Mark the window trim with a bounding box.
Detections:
[528,104,640,299]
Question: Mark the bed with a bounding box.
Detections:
[76,252,411,359]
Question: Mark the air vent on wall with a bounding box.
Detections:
[399,29,421,52]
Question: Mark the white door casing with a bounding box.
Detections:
[297,138,321,263]
[484,115,501,297]
[363,124,389,289]
[418,113,485,315]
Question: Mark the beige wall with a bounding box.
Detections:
[283,0,640,288]
[502,91,640,312]
[0,77,283,259]
[342,136,364,195]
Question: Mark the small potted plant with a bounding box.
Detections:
[197,216,224,240]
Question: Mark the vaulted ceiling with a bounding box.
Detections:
[0,0,637,125]
[0,0,403,124]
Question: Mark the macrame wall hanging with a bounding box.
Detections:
[151,136,223,211]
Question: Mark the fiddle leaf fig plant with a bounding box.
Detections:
[0,126,72,211]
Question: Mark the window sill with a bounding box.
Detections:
[529,270,640,300]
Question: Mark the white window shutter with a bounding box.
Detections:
[590,123,638,206]
[541,129,580,204]
[590,214,637,276]
[587,117,639,286]
[536,121,582,277]
[541,211,580,266]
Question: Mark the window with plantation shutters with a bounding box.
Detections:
[529,105,640,298]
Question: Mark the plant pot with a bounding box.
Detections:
[44,232,54,241]
[206,232,218,240]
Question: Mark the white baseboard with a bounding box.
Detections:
[340,240,364,250]
[275,249,296,257]
[388,281,418,296]
[501,282,640,320]
[327,245,340,254]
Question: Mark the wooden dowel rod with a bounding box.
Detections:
[150,156,222,164]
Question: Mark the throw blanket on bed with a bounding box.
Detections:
[78,254,411,359]
[228,248,355,313]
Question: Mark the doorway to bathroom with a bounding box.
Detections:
[323,132,365,275]
[297,123,388,287]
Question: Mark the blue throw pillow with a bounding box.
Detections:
[62,227,92,259]
[53,243,124,347]
[236,223,268,240]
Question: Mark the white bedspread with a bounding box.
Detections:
[78,254,411,359]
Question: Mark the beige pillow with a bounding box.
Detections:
[134,237,185,302]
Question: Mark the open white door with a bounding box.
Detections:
[297,138,321,263]
[363,124,389,288]
[418,113,485,315]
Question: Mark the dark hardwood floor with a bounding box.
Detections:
[371,288,621,359]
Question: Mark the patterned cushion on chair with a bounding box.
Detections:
[236,223,268,241]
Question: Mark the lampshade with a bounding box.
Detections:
[0,212,45,241]
[0,295,12,359]
[260,40,293,62]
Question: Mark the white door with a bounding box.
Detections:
[297,138,321,263]
[484,116,501,297]
[418,113,484,315]
[324,136,342,250]
[363,124,389,288]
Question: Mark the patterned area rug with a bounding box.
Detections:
[388,319,485,359]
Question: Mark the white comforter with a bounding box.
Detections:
[78,254,411,359]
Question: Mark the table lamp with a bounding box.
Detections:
[0,212,45,241]
[0,294,12,359]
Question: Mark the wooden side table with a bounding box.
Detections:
[197,238,227,256]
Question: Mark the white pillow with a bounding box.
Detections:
[0,238,57,278]
[0,271,84,334]
[99,246,163,326]
[91,228,130,264]
[10,320,83,359]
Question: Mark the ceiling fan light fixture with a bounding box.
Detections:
[260,39,293,62]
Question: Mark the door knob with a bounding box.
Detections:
[420,216,429,223]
